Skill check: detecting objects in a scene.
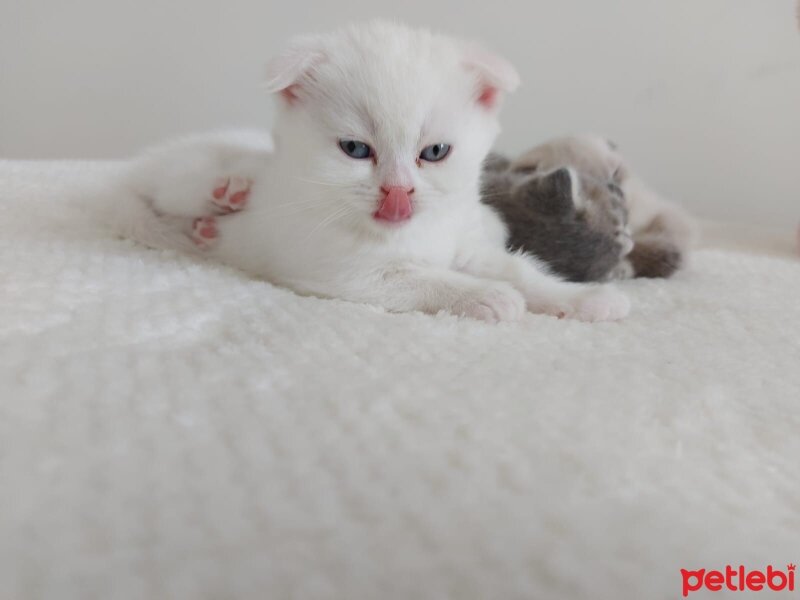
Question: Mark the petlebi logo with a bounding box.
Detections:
[681,564,795,597]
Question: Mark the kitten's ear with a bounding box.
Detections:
[462,44,520,110]
[264,36,326,104]
[517,168,577,216]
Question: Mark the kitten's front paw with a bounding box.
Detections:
[561,286,630,322]
[191,216,219,249]
[617,227,634,257]
[451,282,526,323]
[607,259,635,281]
[211,177,252,213]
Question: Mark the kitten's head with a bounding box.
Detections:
[482,166,633,282]
[512,168,627,234]
[509,136,633,256]
[264,21,519,233]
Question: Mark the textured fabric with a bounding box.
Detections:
[1,160,799,600]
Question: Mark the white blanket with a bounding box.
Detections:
[1,160,799,600]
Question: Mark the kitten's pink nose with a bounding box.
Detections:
[375,186,414,222]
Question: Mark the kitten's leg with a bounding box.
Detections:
[605,259,635,281]
[123,130,273,217]
[188,210,525,322]
[460,248,630,322]
[628,233,682,278]
[359,263,528,323]
[624,175,699,249]
[187,208,529,321]
[201,208,623,322]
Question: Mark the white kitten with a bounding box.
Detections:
[118,21,630,323]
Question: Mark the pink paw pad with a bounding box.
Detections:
[191,216,218,248]
[211,177,252,213]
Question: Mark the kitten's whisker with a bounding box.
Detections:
[252,206,332,219]
[264,193,338,208]
[301,205,354,243]
[247,197,339,216]
[291,176,353,188]
[251,200,330,213]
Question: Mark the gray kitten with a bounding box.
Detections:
[511,136,695,278]
[482,154,634,282]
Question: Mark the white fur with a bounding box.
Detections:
[118,22,629,323]
[4,158,800,600]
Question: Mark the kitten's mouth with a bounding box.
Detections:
[374,186,414,223]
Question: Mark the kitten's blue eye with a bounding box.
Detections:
[419,143,451,162]
[339,139,373,160]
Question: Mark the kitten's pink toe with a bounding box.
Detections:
[212,177,229,200]
[191,216,219,249]
[210,176,251,213]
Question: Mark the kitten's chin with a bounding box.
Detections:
[348,210,416,239]
[366,214,414,234]
[372,212,413,226]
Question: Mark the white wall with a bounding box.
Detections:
[2,0,799,225]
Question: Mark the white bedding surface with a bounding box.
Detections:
[1,160,799,600]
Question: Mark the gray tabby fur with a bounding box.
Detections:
[509,136,694,279]
[482,155,634,282]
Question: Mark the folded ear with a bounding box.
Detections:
[462,44,520,110]
[515,168,577,216]
[264,35,326,104]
